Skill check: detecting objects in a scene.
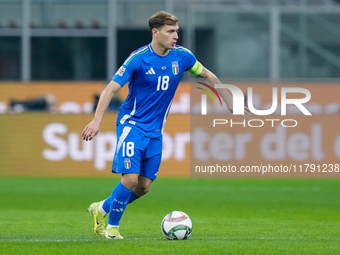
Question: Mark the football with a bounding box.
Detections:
[161,211,193,240]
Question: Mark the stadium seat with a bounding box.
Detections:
[57,20,68,28]
[91,20,101,29]
[8,19,17,28]
[74,20,85,29]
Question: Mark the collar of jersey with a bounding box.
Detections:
[148,43,172,58]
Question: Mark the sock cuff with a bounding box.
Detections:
[118,181,133,191]
[107,224,119,229]
[116,181,133,199]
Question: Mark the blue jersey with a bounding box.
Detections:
[112,44,197,138]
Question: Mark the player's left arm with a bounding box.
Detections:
[198,66,235,114]
[189,61,250,119]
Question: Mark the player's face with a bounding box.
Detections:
[156,23,179,50]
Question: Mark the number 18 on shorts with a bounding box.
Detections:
[112,124,163,180]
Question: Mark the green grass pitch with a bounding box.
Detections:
[0,177,339,255]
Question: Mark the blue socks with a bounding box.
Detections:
[128,192,139,204]
[100,182,141,226]
[101,189,140,214]
[107,181,133,226]
[102,196,111,213]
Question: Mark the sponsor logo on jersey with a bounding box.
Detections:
[124,158,131,169]
[116,66,126,76]
[172,61,179,75]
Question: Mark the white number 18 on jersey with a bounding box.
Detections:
[156,75,170,91]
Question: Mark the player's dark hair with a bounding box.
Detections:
[148,11,178,30]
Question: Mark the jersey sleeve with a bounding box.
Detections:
[183,50,197,72]
[112,54,140,87]
[181,49,203,76]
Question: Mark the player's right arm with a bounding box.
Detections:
[82,80,122,141]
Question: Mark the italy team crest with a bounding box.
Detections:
[172,61,179,75]
[124,158,131,169]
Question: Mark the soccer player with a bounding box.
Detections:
[82,11,249,239]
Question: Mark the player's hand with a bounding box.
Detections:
[82,120,101,141]
[227,104,251,119]
[241,106,251,119]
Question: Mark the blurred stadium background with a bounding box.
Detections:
[1,0,340,177]
[1,0,340,81]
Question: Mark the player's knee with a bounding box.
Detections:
[141,185,150,195]
[121,174,139,189]
[135,184,150,196]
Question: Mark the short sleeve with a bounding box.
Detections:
[184,51,197,72]
[112,55,139,87]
